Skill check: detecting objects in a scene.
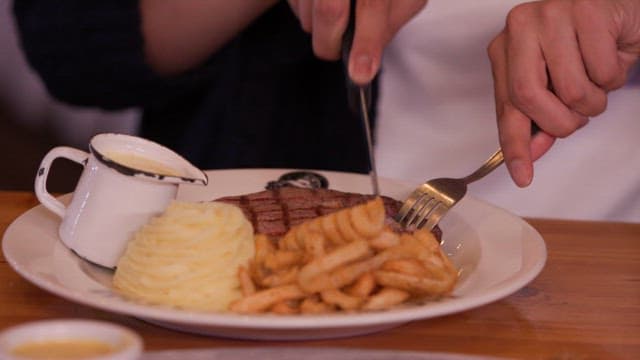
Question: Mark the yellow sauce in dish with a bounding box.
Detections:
[11,339,116,359]
[104,151,180,177]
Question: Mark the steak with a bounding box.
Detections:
[215,187,442,240]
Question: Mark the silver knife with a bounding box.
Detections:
[342,0,380,195]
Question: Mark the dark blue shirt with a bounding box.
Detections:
[13,1,377,173]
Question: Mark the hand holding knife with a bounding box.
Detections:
[341,0,380,196]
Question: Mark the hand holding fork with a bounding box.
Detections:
[396,124,539,231]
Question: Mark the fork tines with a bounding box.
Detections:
[395,192,448,231]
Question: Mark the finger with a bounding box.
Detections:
[537,1,607,117]
[530,131,556,162]
[348,0,391,84]
[387,0,428,34]
[502,106,537,187]
[504,4,588,138]
[288,0,299,16]
[572,1,628,90]
[489,32,538,187]
[311,0,350,60]
[298,0,314,32]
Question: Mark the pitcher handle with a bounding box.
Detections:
[34,147,89,218]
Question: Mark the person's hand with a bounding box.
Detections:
[487,0,640,187]
[287,0,428,85]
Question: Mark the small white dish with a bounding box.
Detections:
[0,319,143,360]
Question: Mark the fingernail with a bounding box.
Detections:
[352,54,373,82]
[509,159,532,187]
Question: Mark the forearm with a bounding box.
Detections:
[141,0,279,75]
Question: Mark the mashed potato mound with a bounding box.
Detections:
[113,201,255,312]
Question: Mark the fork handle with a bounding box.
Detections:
[461,121,540,184]
[461,148,504,184]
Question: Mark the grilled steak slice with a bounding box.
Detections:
[215,187,442,240]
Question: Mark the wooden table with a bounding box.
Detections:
[1,191,638,359]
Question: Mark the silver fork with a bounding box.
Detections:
[395,148,505,231]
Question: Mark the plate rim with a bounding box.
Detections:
[2,168,547,330]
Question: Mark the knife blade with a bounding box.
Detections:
[341,0,380,196]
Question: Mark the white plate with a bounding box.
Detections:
[2,169,546,341]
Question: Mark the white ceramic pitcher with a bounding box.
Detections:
[35,133,208,268]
